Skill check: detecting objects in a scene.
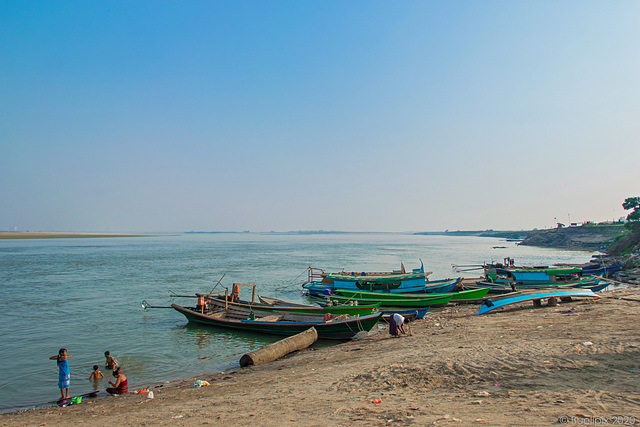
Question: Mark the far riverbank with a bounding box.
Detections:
[0,232,160,239]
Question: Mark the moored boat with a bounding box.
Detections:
[477,289,599,315]
[171,303,383,340]
[323,293,453,308]
[334,287,489,302]
[303,262,432,296]
[204,293,381,317]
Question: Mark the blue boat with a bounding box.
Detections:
[303,263,457,296]
[580,263,621,276]
[477,289,599,315]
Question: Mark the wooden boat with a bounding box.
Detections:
[334,287,489,302]
[380,310,422,324]
[303,262,443,296]
[476,275,602,292]
[171,303,383,340]
[205,294,381,317]
[259,295,427,319]
[324,293,453,308]
[423,278,460,293]
[477,289,599,315]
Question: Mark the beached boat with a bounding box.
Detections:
[171,303,383,340]
[477,289,599,315]
[334,287,489,302]
[302,263,462,296]
[204,294,381,317]
[260,295,430,320]
[302,263,432,296]
[323,293,453,308]
[380,309,424,324]
[476,275,602,292]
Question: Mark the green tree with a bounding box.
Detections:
[623,197,640,223]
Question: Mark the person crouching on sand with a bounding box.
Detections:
[389,313,408,337]
[49,348,72,400]
[107,367,128,395]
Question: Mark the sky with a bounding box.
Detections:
[1,1,639,233]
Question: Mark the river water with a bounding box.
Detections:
[0,233,595,412]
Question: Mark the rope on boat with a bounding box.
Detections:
[274,268,309,291]
[210,273,226,293]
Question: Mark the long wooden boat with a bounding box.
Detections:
[259,295,429,319]
[324,293,453,308]
[172,304,383,340]
[476,275,602,292]
[334,287,489,302]
[477,289,599,315]
[205,294,381,317]
[302,263,454,296]
[483,262,603,286]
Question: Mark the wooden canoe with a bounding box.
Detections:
[206,295,380,317]
[172,304,383,340]
[335,287,489,302]
[477,289,599,315]
[324,293,453,308]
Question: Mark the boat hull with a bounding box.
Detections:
[172,304,383,340]
[207,296,380,317]
[325,294,453,308]
[304,277,459,297]
[477,289,598,315]
[335,287,489,302]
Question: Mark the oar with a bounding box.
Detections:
[141,300,174,311]
[169,290,198,298]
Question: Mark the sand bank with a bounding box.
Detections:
[0,232,158,239]
[2,288,640,426]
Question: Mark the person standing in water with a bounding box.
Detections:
[104,351,117,370]
[49,348,72,400]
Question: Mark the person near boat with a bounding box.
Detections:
[106,367,128,395]
[230,284,240,302]
[49,348,72,400]
[389,313,407,337]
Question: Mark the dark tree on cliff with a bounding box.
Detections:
[623,197,640,224]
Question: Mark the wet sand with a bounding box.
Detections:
[2,288,640,426]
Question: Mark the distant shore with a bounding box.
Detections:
[0,232,158,239]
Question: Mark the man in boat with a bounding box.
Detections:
[230,284,240,302]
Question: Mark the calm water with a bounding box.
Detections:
[0,233,595,412]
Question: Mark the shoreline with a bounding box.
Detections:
[3,287,639,425]
[0,232,163,239]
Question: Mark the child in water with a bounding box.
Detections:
[89,365,104,381]
[104,351,117,370]
[89,365,104,391]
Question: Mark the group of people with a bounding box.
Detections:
[50,349,128,400]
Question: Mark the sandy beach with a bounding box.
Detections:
[2,288,640,426]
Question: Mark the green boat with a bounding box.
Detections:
[206,294,381,317]
[325,293,453,308]
[171,303,383,340]
[335,287,489,302]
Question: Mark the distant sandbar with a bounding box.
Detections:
[0,232,157,240]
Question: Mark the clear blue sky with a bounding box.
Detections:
[1,1,639,232]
